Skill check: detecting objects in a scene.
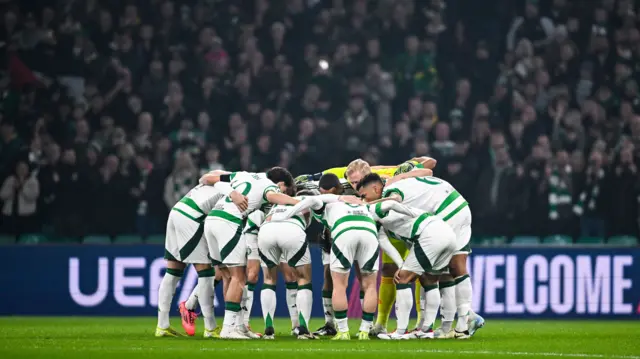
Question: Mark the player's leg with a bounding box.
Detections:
[260,265,278,339]
[211,220,250,339]
[314,252,337,336]
[156,213,186,337]
[374,238,408,335]
[419,273,440,338]
[450,211,484,336]
[353,265,365,308]
[281,227,314,338]
[185,267,223,311]
[355,233,379,340]
[437,273,456,334]
[193,263,217,337]
[257,225,282,339]
[378,269,417,340]
[329,233,356,340]
[244,232,261,330]
[280,261,300,333]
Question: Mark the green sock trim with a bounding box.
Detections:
[263,284,277,291]
[396,283,412,290]
[359,291,365,299]
[286,282,298,290]
[362,311,374,322]
[454,274,470,285]
[439,280,455,289]
[165,268,183,277]
[299,283,313,291]
[247,282,257,291]
[214,279,221,287]
[197,268,215,278]
[265,313,274,329]
[298,312,308,329]
[225,301,241,312]
[424,284,439,292]
[335,310,347,319]
[322,290,332,298]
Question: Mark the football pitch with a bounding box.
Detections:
[0,317,639,359]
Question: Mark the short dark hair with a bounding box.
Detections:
[319,173,342,191]
[356,173,384,191]
[266,166,294,188]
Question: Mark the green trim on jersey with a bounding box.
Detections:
[435,190,460,214]
[208,210,243,225]
[383,188,405,201]
[172,208,206,223]
[263,185,278,201]
[332,226,378,243]
[229,172,237,180]
[331,215,376,232]
[179,197,205,215]
[443,201,469,222]
[410,212,432,239]
[374,202,388,219]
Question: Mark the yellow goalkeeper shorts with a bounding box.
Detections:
[381,237,410,264]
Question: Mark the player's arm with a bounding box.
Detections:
[371,201,420,218]
[214,182,249,212]
[411,156,437,169]
[199,170,232,185]
[271,196,324,221]
[265,191,300,206]
[377,228,404,268]
[386,168,433,186]
[295,166,347,183]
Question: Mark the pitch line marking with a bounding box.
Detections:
[21,345,640,359]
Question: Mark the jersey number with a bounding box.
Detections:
[416,176,442,185]
[225,182,252,202]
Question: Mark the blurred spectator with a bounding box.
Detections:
[1,161,39,234]
[163,151,197,209]
[0,0,638,241]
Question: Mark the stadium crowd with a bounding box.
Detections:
[0,0,639,240]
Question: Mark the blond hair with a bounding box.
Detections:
[346,159,371,177]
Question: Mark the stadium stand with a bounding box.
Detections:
[0,0,638,245]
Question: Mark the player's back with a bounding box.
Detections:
[369,203,438,242]
[321,202,377,238]
[181,184,225,213]
[384,176,464,215]
[263,196,310,230]
[213,171,278,219]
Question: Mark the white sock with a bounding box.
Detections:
[222,308,239,330]
[261,284,277,329]
[422,284,440,331]
[360,310,374,333]
[297,284,313,330]
[322,290,334,325]
[335,316,349,332]
[285,282,299,328]
[239,285,248,328]
[185,283,199,311]
[197,270,216,331]
[454,275,473,332]
[395,286,413,333]
[416,285,426,329]
[440,281,456,332]
[244,282,256,327]
[157,269,182,329]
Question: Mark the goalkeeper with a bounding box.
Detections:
[295,157,436,336]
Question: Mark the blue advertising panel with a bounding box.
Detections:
[1,245,638,318]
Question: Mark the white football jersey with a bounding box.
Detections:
[314,202,377,239]
[367,202,437,242]
[383,176,467,221]
[172,184,226,222]
[210,171,279,220]
[263,196,310,231]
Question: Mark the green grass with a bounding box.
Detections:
[0,317,639,359]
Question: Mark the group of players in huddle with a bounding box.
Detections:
[155,157,485,340]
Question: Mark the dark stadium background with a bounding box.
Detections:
[0,0,639,320]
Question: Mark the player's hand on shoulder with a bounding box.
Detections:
[270,209,294,222]
[229,191,248,212]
